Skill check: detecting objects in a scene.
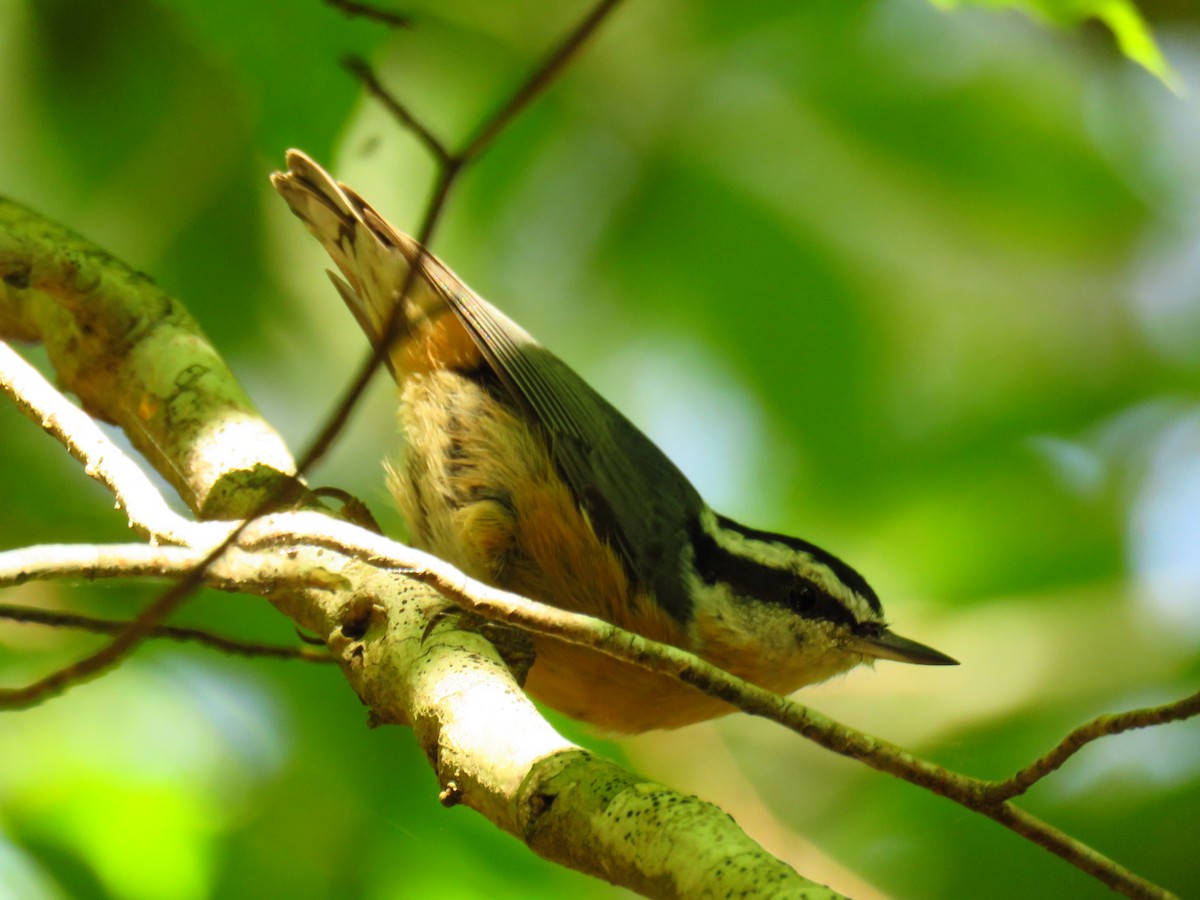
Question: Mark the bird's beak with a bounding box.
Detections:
[848,629,959,666]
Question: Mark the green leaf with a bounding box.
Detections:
[935,0,1178,88]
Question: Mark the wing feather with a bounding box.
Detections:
[274,151,703,621]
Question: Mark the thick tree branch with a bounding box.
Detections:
[0,341,234,547]
[0,200,299,520]
[321,564,834,898]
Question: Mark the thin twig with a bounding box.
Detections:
[0,603,333,663]
[983,691,1200,802]
[460,0,626,164]
[343,56,451,164]
[991,803,1175,899]
[0,566,207,707]
[324,0,411,28]
[302,0,625,474]
[271,0,629,520]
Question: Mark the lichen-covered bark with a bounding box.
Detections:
[332,572,837,899]
[0,197,298,518]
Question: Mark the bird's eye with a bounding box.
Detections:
[784,578,860,629]
[787,582,814,614]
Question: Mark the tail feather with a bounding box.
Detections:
[272,150,443,372]
[274,150,492,382]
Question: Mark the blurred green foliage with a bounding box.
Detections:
[937,0,1173,85]
[1,0,1197,897]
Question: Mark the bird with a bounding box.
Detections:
[272,150,957,733]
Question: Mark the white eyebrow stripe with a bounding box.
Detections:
[698,508,881,625]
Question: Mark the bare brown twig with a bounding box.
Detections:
[0,562,214,708]
[324,0,411,28]
[983,691,1200,803]
[0,603,333,663]
[459,0,624,164]
[0,542,249,710]
[342,56,451,164]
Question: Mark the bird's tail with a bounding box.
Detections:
[271,149,480,378]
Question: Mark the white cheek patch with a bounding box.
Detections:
[684,572,866,695]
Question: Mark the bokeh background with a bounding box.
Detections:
[1,0,1198,897]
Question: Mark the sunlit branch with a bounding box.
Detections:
[0,340,263,709]
[0,201,299,519]
[0,340,343,707]
[0,542,205,586]
[0,342,233,549]
[238,509,1173,900]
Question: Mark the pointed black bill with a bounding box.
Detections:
[849,629,959,666]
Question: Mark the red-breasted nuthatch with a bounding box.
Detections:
[273,150,957,733]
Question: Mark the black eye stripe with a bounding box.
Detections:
[711,514,882,616]
[785,577,860,628]
[689,516,864,629]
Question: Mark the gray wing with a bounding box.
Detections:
[419,256,706,623]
